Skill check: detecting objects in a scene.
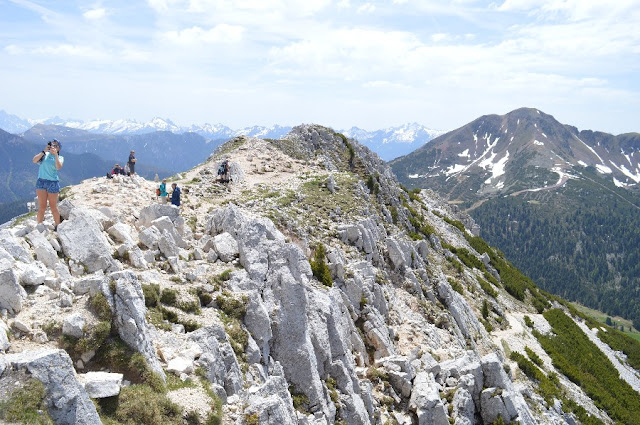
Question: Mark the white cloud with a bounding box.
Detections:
[431,33,449,42]
[5,44,24,55]
[357,3,376,14]
[83,8,107,20]
[30,44,110,60]
[150,0,331,19]
[163,24,245,44]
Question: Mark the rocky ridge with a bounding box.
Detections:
[0,125,630,424]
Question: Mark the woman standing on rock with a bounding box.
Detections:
[32,139,64,229]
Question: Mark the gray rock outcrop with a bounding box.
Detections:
[97,271,165,380]
[0,259,27,314]
[57,209,119,273]
[0,349,101,424]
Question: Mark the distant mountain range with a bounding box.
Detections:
[391,107,640,328]
[0,110,444,161]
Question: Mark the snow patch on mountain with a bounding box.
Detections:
[608,161,640,183]
[574,134,605,164]
[483,151,510,183]
[596,164,612,174]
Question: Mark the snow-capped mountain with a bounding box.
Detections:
[391,107,640,335]
[343,123,446,160]
[0,111,443,160]
[0,110,32,134]
[391,107,640,197]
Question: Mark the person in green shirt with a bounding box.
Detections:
[32,139,64,229]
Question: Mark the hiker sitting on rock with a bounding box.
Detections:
[171,183,181,206]
[32,139,64,229]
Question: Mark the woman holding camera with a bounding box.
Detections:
[32,139,64,229]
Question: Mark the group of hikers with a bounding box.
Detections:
[107,150,136,178]
[32,140,235,228]
[156,179,181,207]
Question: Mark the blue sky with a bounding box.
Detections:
[1,0,639,133]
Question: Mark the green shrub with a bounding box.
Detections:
[245,413,259,425]
[443,216,465,233]
[160,289,178,306]
[142,284,161,308]
[110,384,181,425]
[525,346,543,367]
[91,292,113,321]
[365,367,389,383]
[289,385,310,412]
[448,278,464,294]
[225,320,248,358]
[454,247,486,271]
[95,339,165,392]
[478,277,498,298]
[196,287,213,306]
[537,309,640,424]
[482,299,490,319]
[524,315,534,328]
[178,300,201,315]
[310,243,333,287]
[216,292,247,320]
[0,378,53,424]
[389,206,399,224]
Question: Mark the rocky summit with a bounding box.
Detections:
[0,124,637,424]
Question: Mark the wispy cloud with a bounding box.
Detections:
[83,8,107,20]
[162,24,245,45]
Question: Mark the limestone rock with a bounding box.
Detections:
[158,229,179,258]
[480,388,510,424]
[77,371,123,398]
[57,209,118,273]
[213,232,239,262]
[167,356,194,375]
[25,229,59,268]
[409,372,449,425]
[139,225,161,250]
[0,260,27,314]
[244,375,298,425]
[1,349,101,424]
[189,325,244,396]
[99,271,165,380]
[0,229,32,263]
[151,216,187,249]
[18,262,47,286]
[0,319,9,351]
[62,312,86,339]
[138,204,180,229]
[107,222,135,246]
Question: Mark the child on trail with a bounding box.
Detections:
[171,183,181,206]
[32,139,64,229]
[158,179,168,203]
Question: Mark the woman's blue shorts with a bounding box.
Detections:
[36,178,61,193]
